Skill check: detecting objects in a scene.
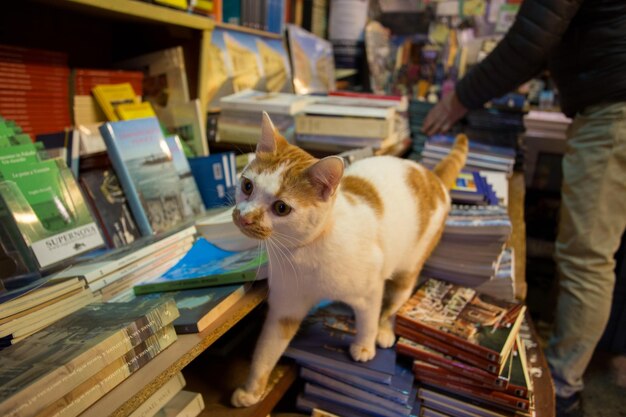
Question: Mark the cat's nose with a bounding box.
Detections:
[239,215,254,226]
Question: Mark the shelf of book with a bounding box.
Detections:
[80,282,268,417]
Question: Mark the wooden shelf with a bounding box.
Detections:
[215,21,283,39]
[38,0,215,30]
[80,283,268,417]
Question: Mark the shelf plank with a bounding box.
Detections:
[40,0,215,30]
[215,21,283,39]
[80,283,268,417]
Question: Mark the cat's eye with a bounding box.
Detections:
[241,177,253,195]
[272,200,291,216]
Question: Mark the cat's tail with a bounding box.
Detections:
[433,134,469,190]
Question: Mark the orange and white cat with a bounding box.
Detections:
[231,112,468,407]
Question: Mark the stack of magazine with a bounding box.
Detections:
[0,298,179,417]
[286,302,418,417]
[396,278,533,417]
[423,205,515,300]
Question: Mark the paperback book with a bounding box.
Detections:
[133,237,268,295]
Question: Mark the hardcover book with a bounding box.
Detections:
[0,158,105,269]
[284,302,397,384]
[99,117,188,236]
[132,237,267,295]
[0,298,179,417]
[396,278,525,366]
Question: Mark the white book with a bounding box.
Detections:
[300,102,395,119]
[154,391,204,417]
[129,373,186,417]
[218,89,314,115]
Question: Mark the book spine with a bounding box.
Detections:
[396,341,505,388]
[396,325,501,374]
[128,372,185,417]
[418,375,530,413]
[295,115,391,139]
[412,362,503,392]
[99,123,153,236]
[396,314,501,363]
[0,299,179,417]
[34,325,177,417]
[133,270,257,295]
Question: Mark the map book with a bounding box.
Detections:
[0,298,179,417]
[99,117,188,236]
[132,237,268,295]
[284,302,397,384]
[396,278,525,366]
[136,283,248,333]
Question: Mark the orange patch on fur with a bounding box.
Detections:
[279,317,301,339]
[340,176,384,216]
[253,371,271,397]
[406,166,430,240]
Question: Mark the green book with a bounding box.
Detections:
[133,237,267,295]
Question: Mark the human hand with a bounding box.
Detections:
[422,91,468,136]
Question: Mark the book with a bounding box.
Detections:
[0,277,83,318]
[35,324,178,417]
[396,278,526,366]
[417,386,527,417]
[99,117,188,235]
[132,237,268,295]
[296,393,372,417]
[194,206,257,251]
[79,164,142,249]
[164,135,205,219]
[285,24,335,95]
[48,224,196,286]
[218,89,313,115]
[303,383,409,417]
[0,157,105,269]
[115,101,157,120]
[136,283,248,333]
[0,298,179,417]
[284,302,397,384]
[92,83,141,122]
[34,128,80,178]
[156,99,207,157]
[128,372,186,417]
[153,390,205,417]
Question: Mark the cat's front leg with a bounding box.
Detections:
[349,287,383,362]
[231,303,310,407]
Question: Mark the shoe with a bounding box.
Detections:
[556,392,583,417]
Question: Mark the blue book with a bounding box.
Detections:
[132,237,267,295]
[284,303,397,384]
[99,117,186,236]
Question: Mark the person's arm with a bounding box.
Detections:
[423,0,584,135]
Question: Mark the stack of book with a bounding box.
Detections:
[126,372,205,417]
[286,302,418,417]
[523,110,571,141]
[47,225,197,302]
[423,205,514,296]
[0,298,179,417]
[406,100,435,160]
[195,206,257,252]
[421,134,516,176]
[217,90,314,145]
[71,68,143,126]
[0,44,71,138]
[0,277,98,350]
[295,93,410,153]
[450,171,499,206]
[396,278,533,417]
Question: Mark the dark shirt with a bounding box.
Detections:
[455,0,626,117]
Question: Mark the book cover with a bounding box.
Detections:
[35,324,178,417]
[92,83,140,122]
[127,372,186,417]
[0,158,105,269]
[396,278,525,365]
[285,24,335,95]
[164,135,205,219]
[133,237,267,295]
[194,206,257,252]
[156,99,207,157]
[116,101,156,120]
[0,298,179,417]
[137,283,248,333]
[284,302,397,384]
[303,383,409,417]
[153,390,205,417]
[99,117,187,236]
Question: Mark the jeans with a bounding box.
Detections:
[546,101,626,398]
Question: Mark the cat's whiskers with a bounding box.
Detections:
[269,235,301,293]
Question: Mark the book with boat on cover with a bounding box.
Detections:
[132,237,268,295]
[396,278,525,366]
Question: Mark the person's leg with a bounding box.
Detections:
[546,102,626,408]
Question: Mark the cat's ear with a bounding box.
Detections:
[257,111,286,154]
[307,156,344,201]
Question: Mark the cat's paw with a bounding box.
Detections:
[350,342,376,362]
[377,327,396,348]
[231,387,262,408]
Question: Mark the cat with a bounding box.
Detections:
[231,112,468,407]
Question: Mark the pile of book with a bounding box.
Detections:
[423,205,515,300]
[217,90,314,145]
[71,68,143,125]
[421,134,516,176]
[0,44,71,138]
[286,302,418,417]
[396,277,533,417]
[450,171,499,206]
[294,92,409,154]
[0,297,180,417]
[523,110,571,141]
